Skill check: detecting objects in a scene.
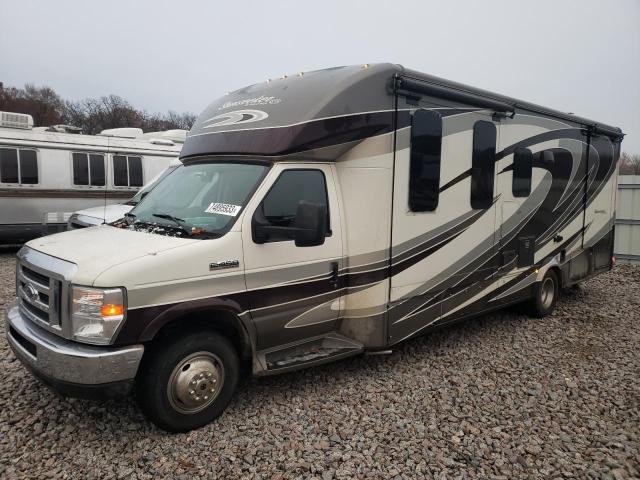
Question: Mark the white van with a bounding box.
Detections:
[5,64,622,432]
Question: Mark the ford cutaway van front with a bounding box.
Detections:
[7,160,269,393]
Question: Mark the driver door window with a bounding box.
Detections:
[257,169,330,243]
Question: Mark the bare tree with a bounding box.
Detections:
[0,82,196,133]
[620,152,640,175]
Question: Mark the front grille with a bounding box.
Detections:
[17,260,63,333]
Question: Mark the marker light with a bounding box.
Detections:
[101,304,124,317]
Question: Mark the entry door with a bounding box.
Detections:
[241,163,343,352]
[494,117,534,273]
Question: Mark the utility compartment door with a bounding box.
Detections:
[241,163,344,352]
[388,97,499,344]
[583,134,618,272]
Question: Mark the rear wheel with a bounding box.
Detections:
[136,331,239,432]
[528,269,559,318]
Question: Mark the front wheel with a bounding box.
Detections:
[528,269,559,318]
[136,331,239,432]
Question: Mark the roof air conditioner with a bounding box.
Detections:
[0,111,34,130]
[99,127,144,138]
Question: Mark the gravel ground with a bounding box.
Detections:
[0,249,638,479]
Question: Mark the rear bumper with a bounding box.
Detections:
[5,298,144,398]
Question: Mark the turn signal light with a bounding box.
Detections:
[101,304,124,317]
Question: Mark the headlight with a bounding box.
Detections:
[71,286,126,345]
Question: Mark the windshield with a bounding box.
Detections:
[124,162,268,238]
[125,165,179,206]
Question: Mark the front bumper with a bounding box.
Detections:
[5,298,144,398]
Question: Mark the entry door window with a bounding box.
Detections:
[470,120,497,209]
[259,169,329,242]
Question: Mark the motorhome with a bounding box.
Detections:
[0,111,185,243]
[5,64,622,432]
[67,159,183,229]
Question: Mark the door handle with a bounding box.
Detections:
[329,262,339,289]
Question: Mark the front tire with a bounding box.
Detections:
[528,269,559,318]
[136,331,239,432]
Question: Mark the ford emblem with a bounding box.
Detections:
[25,284,39,302]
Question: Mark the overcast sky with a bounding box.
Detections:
[1,0,639,152]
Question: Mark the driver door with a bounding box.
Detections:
[241,163,343,352]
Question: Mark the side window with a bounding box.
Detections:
[513,147,532,197]
[72,152,105,186]
[0,148,19,183]
[259,169,329,242]
[409,109,443,212]
[0,148,38,184]
[128,156,143,186]
[19,150,38,184]
[89,154,106,186]
[470,120,497,209]
[113,155,128,186]
[113,155,143,187]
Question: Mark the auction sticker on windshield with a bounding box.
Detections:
[205,203,242,216]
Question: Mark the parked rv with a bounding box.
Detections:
[67,159,182,229]
[5,64,622,432]
[0,111,185,243]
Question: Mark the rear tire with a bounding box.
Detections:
[136,330,239,432]
[528,269,559,318]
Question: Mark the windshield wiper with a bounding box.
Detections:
[151,212,191,235]
[152,212,185,224]
[124,212,136,224]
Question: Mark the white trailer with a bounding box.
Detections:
[0,111,185,243]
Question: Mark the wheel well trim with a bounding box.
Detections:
[535,255,562,287]
[138,300,256,359]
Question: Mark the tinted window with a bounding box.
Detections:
[72,153,89,185]
[470,121,497,209]
[128,156,143,186]
[409,109,442,212]
[260,169,329,242]
[19,150,38,184]
[513,147,532,197]
[89,154,105,186]
[0,148,19,183]
[113,155,128,186]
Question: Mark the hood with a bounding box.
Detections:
[73,203,134,223]
[28,225,198,285]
